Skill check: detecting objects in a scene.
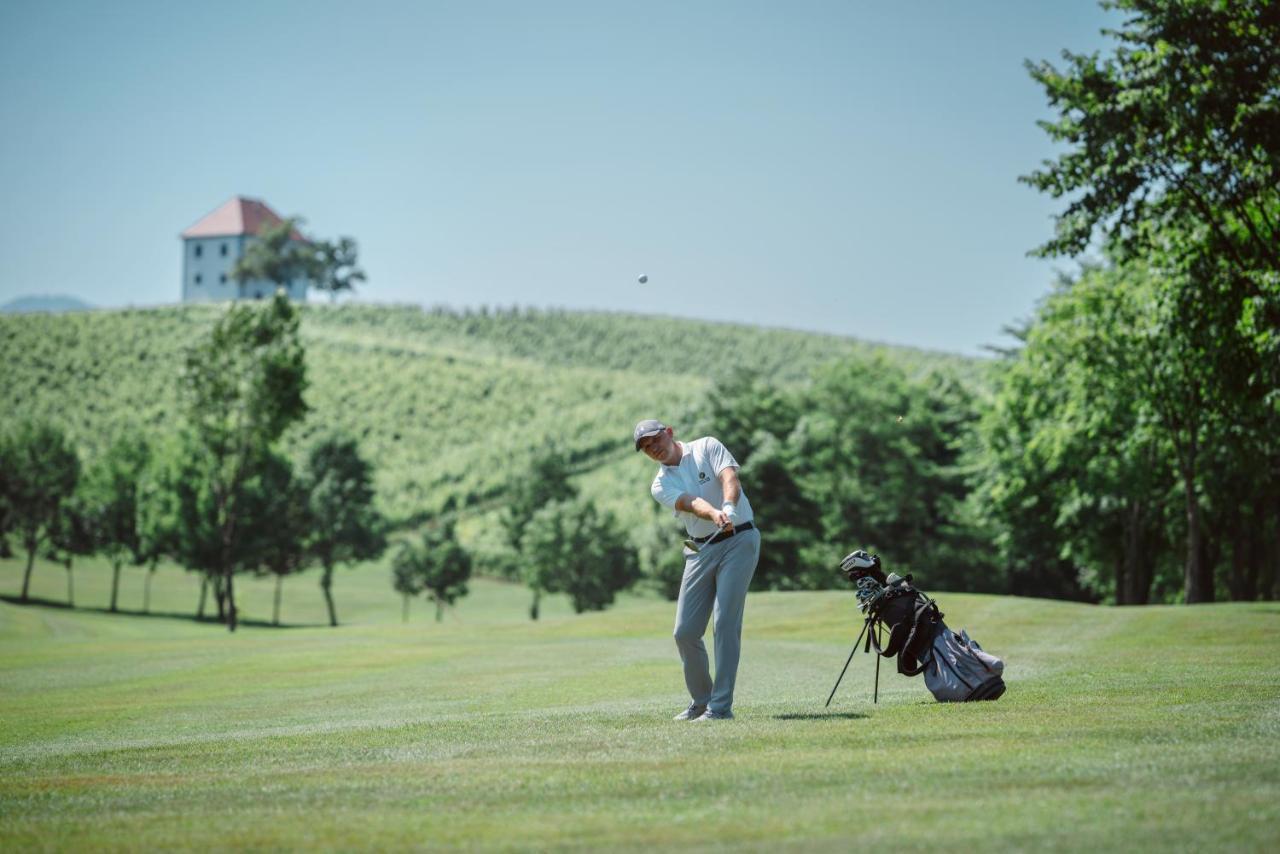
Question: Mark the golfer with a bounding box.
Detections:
[634,419,761,721]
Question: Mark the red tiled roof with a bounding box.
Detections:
[181,197,308,242]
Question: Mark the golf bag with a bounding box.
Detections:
[839,551,1006,703]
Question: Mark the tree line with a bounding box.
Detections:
[0,294,393,629]
[685,0,1280,605]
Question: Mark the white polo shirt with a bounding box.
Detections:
[650,436,754,539]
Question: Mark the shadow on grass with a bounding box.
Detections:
[0,595,330,629]
[773,711,869,721]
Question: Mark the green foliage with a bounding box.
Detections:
[232,218,315,290]
[0,421,80,601]
[79,434,150,611]
[521,498,640,616]
[701,354,998,592]
[0,303,975,534]
[311,236,366,302]
[303,434,387,626]
[391,522,472,622]
[177,292,310,629]
[502,445,579,555]
[1022,1,1280,602]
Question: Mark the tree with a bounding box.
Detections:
[391,523,473,622]
[782,356,999,592]
[45,489,96,607]
[136,435,207,616]
[312,237,367,302]
[243,450,310,626]
[978,266,1180,604]
[1023,0,1280,601]
[2,422,80,602]
[1023,0,1279,301]
[302,435,387,627]
[521,499,640,617]
[232,218,316,293]
[180,291,308,630]
[500,445,580,616]
[392,547,424,623]
[502,445,578,554]
[82,435,150,613]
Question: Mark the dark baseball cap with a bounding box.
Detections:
[633,419,667,450]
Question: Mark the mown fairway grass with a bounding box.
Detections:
[2,557,1278,852]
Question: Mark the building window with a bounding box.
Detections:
[194,244,202,258]
[220,273,227,283]
[221,243,228,257]
[194,274,202,285]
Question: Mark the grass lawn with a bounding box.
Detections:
[2,555,1278,851]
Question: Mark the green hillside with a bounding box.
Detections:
[1,556,1277,851]
[0,303,985,534]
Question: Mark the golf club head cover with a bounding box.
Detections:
[840,550,886,585]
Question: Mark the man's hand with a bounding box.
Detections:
[710,507,734,532]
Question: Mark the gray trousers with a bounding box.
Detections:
[673,527,760,714]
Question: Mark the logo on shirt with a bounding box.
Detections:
[698,471,709,483]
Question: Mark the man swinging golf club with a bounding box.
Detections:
[634,419,761,721]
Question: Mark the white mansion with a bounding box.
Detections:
[180,197,310,302]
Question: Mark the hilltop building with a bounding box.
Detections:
[180,197,310,303]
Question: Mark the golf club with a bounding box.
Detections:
[683,522,727,554]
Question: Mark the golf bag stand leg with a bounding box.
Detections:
[825,617,871,708]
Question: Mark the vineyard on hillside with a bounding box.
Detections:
[0,304,982,532]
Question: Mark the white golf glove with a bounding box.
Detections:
[721,502,740,526]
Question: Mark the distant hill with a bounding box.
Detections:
[0,303,988,534]
[0,294,94,314]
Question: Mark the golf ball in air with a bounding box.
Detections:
[638,274,648,284]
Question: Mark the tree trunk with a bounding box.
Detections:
[321,564,338,627]
[197,575,209,619]
[66,559,74,607]
[110,561,122,613]
[273,574,283,626]
[1183,469,1212,603]
[1121,501,1149,605]
[21,545,36,601]
[435,597,444,623]
[402,593,410,623]
[529,589,541,621]
[144,562,156,614]
[225,568,238,632]
[214,575,226,621]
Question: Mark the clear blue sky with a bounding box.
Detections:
[0,0,1117,355]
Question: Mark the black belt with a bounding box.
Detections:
[692,521,754,546]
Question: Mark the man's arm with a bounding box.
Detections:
[675,488,734,530]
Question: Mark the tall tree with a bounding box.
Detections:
[391,523,472,622]
[180,291,308,630]
[3,422,80,602]
[312,237,367,302]
[45,489,96,608]
[1023,0,1280,601]
[521,500,640,617]
[232,218,316,293]
[979,265,1179,604]
[244,450,310,627]
[82,435,150,613]
[500,445,580,616]
[302,435,387,627]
